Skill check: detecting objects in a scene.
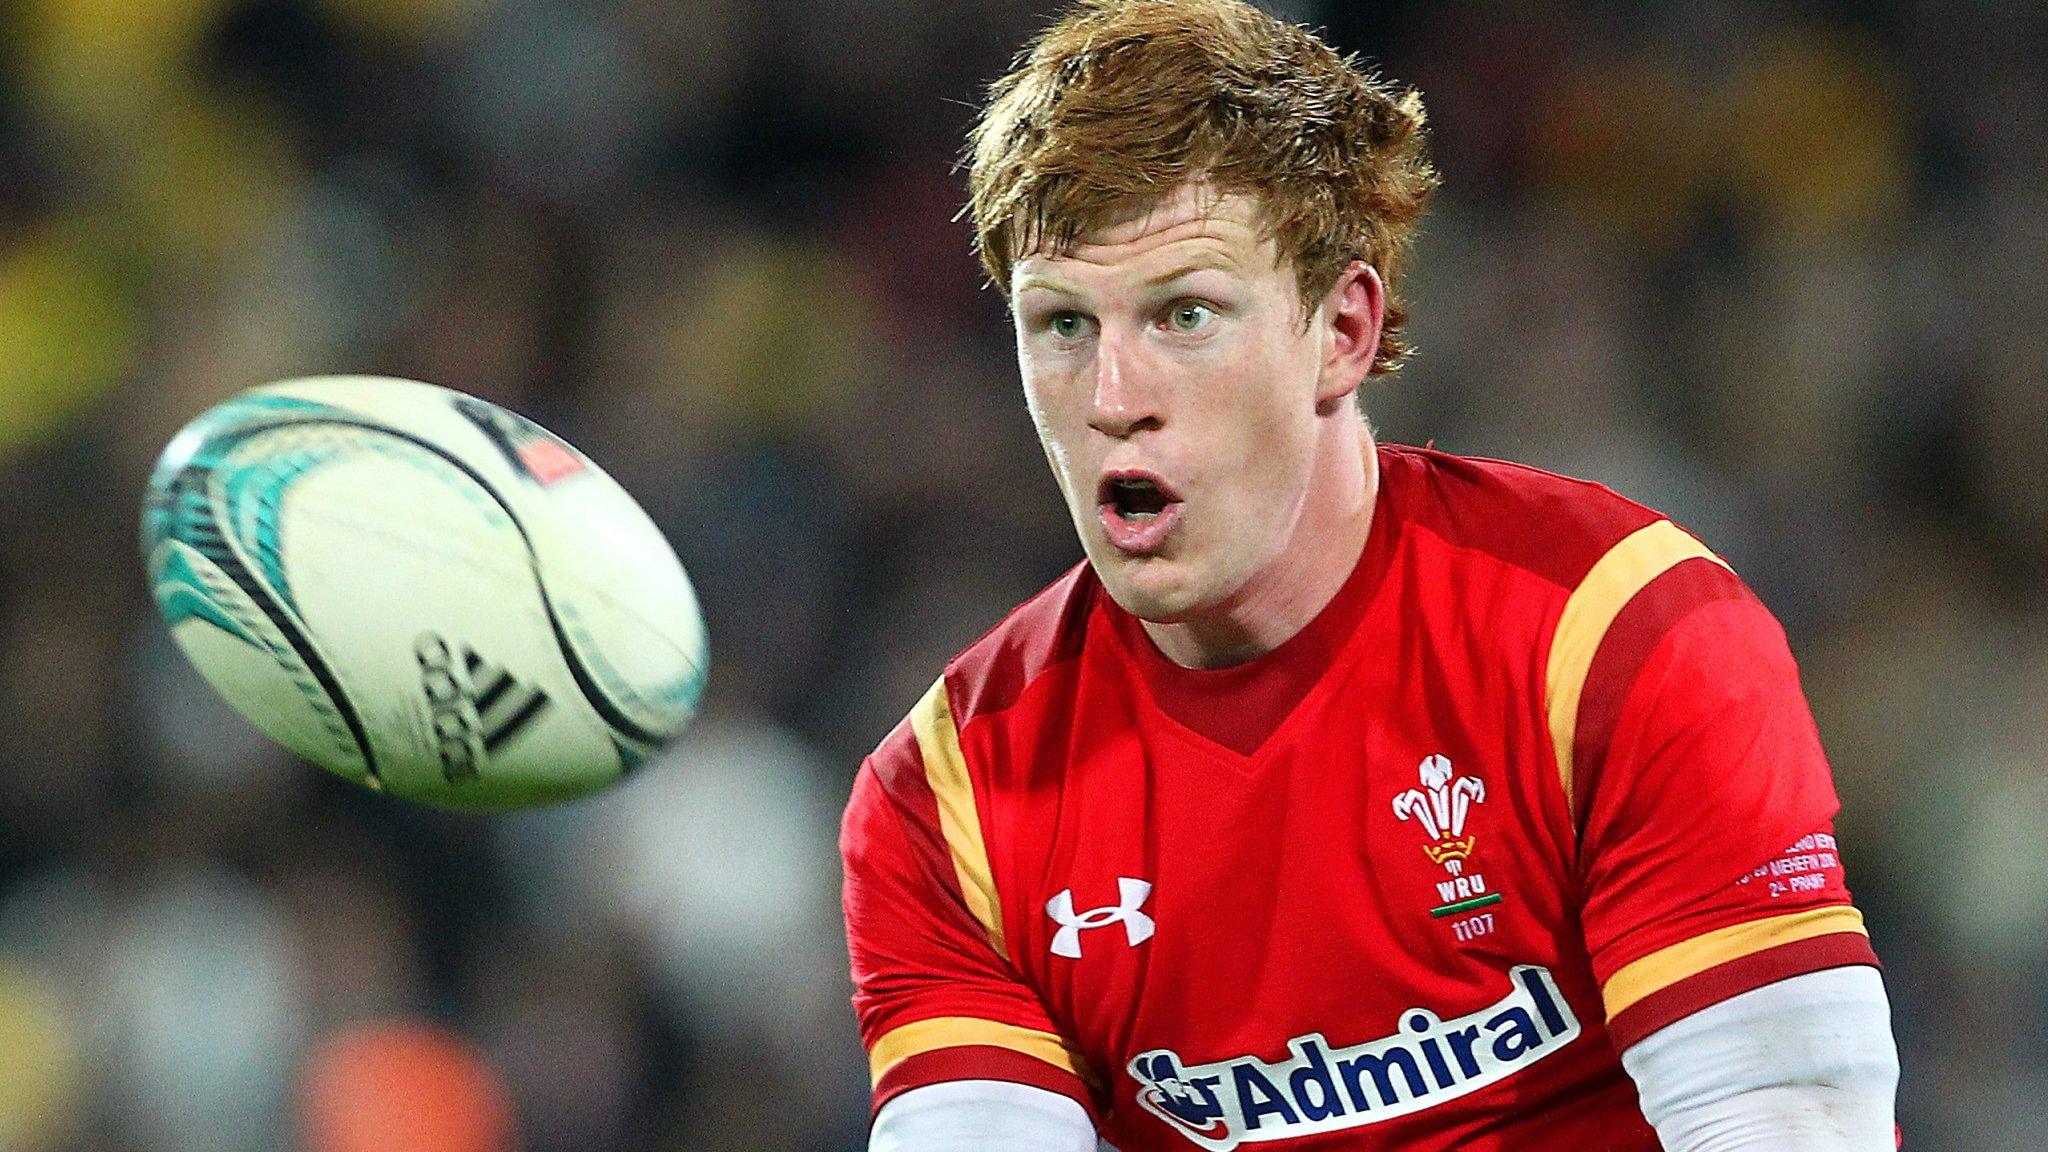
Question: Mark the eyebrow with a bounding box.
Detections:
[1014,257,1240,299]
[1015,275,1084,297]
[1143,256,1239,288]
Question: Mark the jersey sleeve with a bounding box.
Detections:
[1548,521,1880,1051]
[842,679,1095,1120]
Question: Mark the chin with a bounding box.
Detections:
[1091,551,1213,623]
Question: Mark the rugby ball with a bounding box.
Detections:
[140,376,709,809]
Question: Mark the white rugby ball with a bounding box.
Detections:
[141,376,709,809]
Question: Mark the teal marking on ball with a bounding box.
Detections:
[150,545,262,649]
[221,442,347,617]
[141,392,346,555]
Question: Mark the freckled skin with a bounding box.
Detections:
[1011,184,1387,668]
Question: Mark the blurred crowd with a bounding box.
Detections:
[0,0,2044,1148]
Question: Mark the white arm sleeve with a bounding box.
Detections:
[1621,966,1898,1151]
[870,1080,1103,1152]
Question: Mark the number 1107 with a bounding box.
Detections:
[1453,913,1496,942]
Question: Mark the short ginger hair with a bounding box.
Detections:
[967,0,1439,374]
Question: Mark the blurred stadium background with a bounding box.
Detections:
[0,0,2043,1148]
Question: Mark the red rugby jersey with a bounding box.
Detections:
[841,444,1878,1151]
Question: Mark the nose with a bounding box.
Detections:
[1087,330,1163,439]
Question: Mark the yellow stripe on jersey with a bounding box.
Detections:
[1601,906,1869,1020]
[909,677,1009,960]
[868,1016,1087,1086]
[1544,520,1729,816]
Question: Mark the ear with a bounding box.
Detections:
[1315,261,1385,407]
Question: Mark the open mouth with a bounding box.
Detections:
[1101,474,1177,520]
[1097,471,1184,554]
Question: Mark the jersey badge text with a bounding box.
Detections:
[1128,965,1581,1150]
[1130,963,1572,1139]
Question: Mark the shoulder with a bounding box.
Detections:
[1380,442,1672,592]
[855,561,1099,809]
[845,567,1100,956]
[1378,446,1775,800]
[1380,447,1760,644]
[1380,448,1815,836]
[939,560,1100,728]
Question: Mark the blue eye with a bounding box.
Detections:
[1167,302,1215,333]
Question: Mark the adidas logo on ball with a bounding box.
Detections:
[413,633,552,782]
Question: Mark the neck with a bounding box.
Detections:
[1142,418,1378,669]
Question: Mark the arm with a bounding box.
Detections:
[844,680,1098,1137]
[1622,967,1898,1151]
[1552,525,1894,1143]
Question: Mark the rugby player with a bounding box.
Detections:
[841,2,1900,1148]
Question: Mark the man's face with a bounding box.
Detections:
[1012,185,1339,623]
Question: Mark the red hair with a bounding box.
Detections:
[967,0,1440,373]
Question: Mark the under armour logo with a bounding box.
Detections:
[1046,878,1154,959]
